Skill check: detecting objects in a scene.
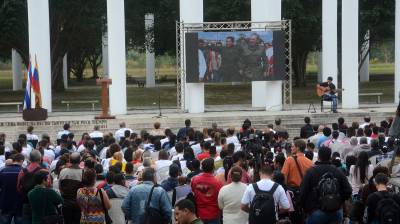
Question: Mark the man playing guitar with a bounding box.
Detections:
[316,76,338,113]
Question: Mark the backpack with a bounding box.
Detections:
[249,183,279,224]
[141,185,166,224]
[20,166,42,201]
[317,172,342,212]
[376,192,400,224]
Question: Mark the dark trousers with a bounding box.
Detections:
[62,200,81,224]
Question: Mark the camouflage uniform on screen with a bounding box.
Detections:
[240,41,265,81]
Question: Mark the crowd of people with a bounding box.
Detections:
[0,109,400,224]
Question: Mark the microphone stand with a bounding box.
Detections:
[153,71,167,118]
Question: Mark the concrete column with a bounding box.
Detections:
[107,0,127,115]
[341,0,359,108]
[251,0,282,111]
[322,0,338,86]
[62,54,68,89]
[102,33,109,77]
[12,49,23,91]
[145,14,156,88]
[180,0,204,113]
[27,0,52,111]
[396,0,400,103]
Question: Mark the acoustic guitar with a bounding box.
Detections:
[316,85,343,97]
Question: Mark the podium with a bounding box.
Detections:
[95,78,115,119]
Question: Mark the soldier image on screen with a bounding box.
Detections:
[219,36,241,82]
[239,33,266,81]
[198,40,207,82]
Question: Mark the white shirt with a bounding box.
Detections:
[349,164,374,195]
[26,133,39,141]
[160,137,169,147]
[191,143,202,156]
[44,149,55,162]
[21,146,33,159]
[89,131,104,139]
[241,179,290,220]
[57,130,70,140]
[115,128,133,142]
[0,155,5,170]
[226,136,239,145]
[171,153,184,162]
[155,160,173,171]
[218,182,248,224]
[359,122,370,129]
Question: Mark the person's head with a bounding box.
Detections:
[34,170,49,186]
[94,164,104,176]
[249,33,259,45]
[274,153,286,169]
[232,151,246,165]
[174,199,197,224]
[70,152,81,165]
[230,166,243,183]
[275,118,282,126]
[364,116,371,123]
[201,158,215,173]
[322,127,332,137]
[82,169,97,187]
[305,151,314,161]
[125,162,134,175]
[307,142,315,152]
[113,173,125,186]
[169,164,180,178]
[327,76,333,84]
[318,146,332,162]
[259,166,274,179]
[27,126,34,133]
[119,122,126,128]
[350,137,358,146]
[158,150,169,160]
[185,119,191,127]
[190,159,200,171]
[175,142,184,154]
[338,117,345,125]
[226,36,235,48]
[11,153,25,164]
[359,137,368,145]
[153,122,161,130]
[63,123,70,131]
[332,123,339,131]
[292,139,306,154]
[332,131,339,140]
[374,173,389,187]
[29,150,42,163]
[304,117,311,124]
[364,127,372,137]
[142,167,156,183]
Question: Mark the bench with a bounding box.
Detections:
[0,102,23,112]
[359,92,383,104]
[126,76,145,88]
[61,100,99,111]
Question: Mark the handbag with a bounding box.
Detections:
[41,188,64,224]
[98,189,113,224]
[140,185,165,224]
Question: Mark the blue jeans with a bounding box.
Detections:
[0,211,23,224]
[323,94,338,112]
[306,209,343,224]
[202,218,221,224]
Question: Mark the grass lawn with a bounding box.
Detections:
[306,63,394,75]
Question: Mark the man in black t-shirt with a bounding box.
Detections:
[317,76,338,113]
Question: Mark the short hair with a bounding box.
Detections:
[275,153,286,167]
[70,152,81,164]
[260,166,274,175]
[305,151,314,161]
[191,159,200,170]
[294,139,306,152]
[232,151,246,163]
[203,141,211,150]
[359,137,368,145]
[185,119,191,127]
[304,117,311,124]
[94,164,104,174]
[142,167,156,182]
[29,150,42,163]
[119,122,126,128]
[113,173,125,186]
[332,123,339,131]
[374,173,389,185]
[27,126,34,133]
[175,199,196,214]
[318,146,331,162]
[226,36,235,42]
[332,131,339,139]
[82,169,97,186]
[275,118,282,126]
[158,150,169,160]
[307,142,315,149]
[338,117,345,125]
[327,76,333,81]
[34,170,49,185]
[364,116,371,123]
[11,153,25,162]
[169,164,180,178]
[125,162,134,174]
[63,123,70,130]
[230,166,243,182]
[322,127,332,137]
[201,158,215,173]
[154,122,161,129]
[175,142,184,153]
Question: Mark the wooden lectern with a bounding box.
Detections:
[95,78,115,119]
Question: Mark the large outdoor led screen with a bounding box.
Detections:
[185,30,285,83]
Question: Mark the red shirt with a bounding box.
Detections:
[197,152,210,161]
[191,173,223,220]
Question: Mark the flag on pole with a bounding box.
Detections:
[31,56,42,108]
[23,61,32,110]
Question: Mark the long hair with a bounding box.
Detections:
[223,156,234,181]
[354,151,369,184]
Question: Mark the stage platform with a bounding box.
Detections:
[0,103,397,142]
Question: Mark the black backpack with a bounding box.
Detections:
[20,167,42,202]
[317,172,342,212]
[376,192,400,224]
[249,183,279,224]
[141,185,167,224]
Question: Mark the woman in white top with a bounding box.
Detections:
[218,166,248,224]
[349,151,374,197]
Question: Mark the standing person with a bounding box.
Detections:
[218,166,248,224]
[77,169,111,224]
[191,158,223,224]
[316,76,338,113]
[219,36,241,82]
[28,170,63,224]
[281,139,313,189]
[241,166,290,224]
[115,122,132,143]
[366,173,400,223]
[122,168,172,224]
[227,151,251,184]
[300,117,314,139]
[106,173,129,224]
[0,153,25,224]
[174,199,204,224]
[26,126,39,149]
[177,119,191,140]
[349,151,374,199]
[240,33,265,81]
[57,123,71,144]
[300,146,352,224]
[59,152,83,224]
